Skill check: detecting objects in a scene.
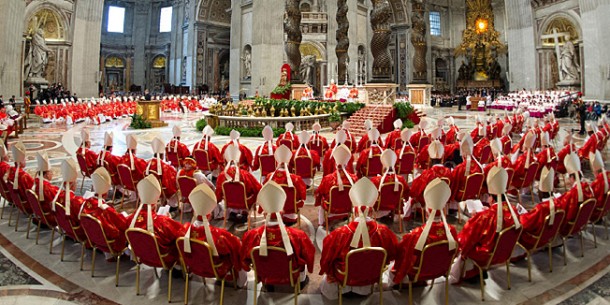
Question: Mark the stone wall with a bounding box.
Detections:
[0,1,26,96]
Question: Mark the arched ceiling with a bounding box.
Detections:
[198,0,231,25]
[388,0,408,25]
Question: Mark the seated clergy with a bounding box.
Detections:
[166,125,191,167]
[445,117,460,145]
[556,132,576,175]
[410,139,452,206]
[146,136,179,207]
[453,167,522,282]
[220,130,253,171]
[96,132,122,188]
[51,159,88,242]
[392,179,458,284]
[182,184,247,287]
[310,122,329,157]
[277,122,300,149]
[265,145,307,224]
[558,152,594,235]
[315,144,359,227]
[192,126,223,176]
[0,140,11,201]
[450,134,483,201]
[34,152,59,216]
[356,128,384,177]
[76,128,99,171]
[323,130,355,177]
[357,119,385,153]
[319,178,398,299]
[80,168,129,258]
[578,123,599,160]
[535,132,558,179]
[126,175,183,267]
[330,121,357,153]
[118,134,147,184]
[384,119,403,150]
[291,130,321,186]
[216,144,261,222]
[416,127,443,169]
[370,149,410,218]
[240,182,315,287]
[589,150,610,221]
[251,126,277,179]
[482,138,514,197]
[177,157,217,214]
[8,142,35,213]
[510,131,537,190]
[409,119,429,153]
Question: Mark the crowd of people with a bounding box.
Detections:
[2,108,610,302]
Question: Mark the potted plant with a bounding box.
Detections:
[329,112,341,130]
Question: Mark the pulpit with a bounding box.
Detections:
[136,101,167,128]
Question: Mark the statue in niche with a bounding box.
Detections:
[299,55,316,85]
[486,58,501,80]
[183,0,190,25]
[559,34,580,81]
[458,61,468,81]
[358,48,366,77]
[241,48,252,79]
[24,17,52,82]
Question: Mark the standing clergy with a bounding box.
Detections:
[265,145,307,224]
[392,179,458,284]
[356,128,384,177]
[192,125,223,176]
[76,128,99,171]
[167,125,191,167]
[126,175,183,268]
[182,183,247,287]
[146,136,179,207]
[220,130,253,171]
[319,178,398,299]
[240,182,315,287]
[8,141,35,213]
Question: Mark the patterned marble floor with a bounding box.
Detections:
[0,106,609,305]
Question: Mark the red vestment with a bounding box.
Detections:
[291,146,321,172]
[81,198,128,254]
[126,209,184,266]
[251,142,277,171]
[322,148,355,177]
[578,134,599,159]
[220,143,254,171]
[97,150,122,186]
[511,151,537,188]
[319,220,398,283]
[557,182,594,235]
[519,199,562,249]
[192,139,223,171]
[556,144,577,174]
[182,222,243,276]
[357,134,385,153]
[370,173,410,202]
[264,169,307,210]
[215,167,261,207]
[33,178,59,225]
[76,147,99,171]
[277,132,300,149]
[315,170,359,207]
[450,157,483,201]
[7,166,35,213]
[384,129,402,150]
[166,140,191,167]
[590,171,610,220]
[118,153,148,183]
[410,165,452,204]
[356,146,384,177]
[145,159,178,198]
[472,138,491,162]
[446,126,460,145]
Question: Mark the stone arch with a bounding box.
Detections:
[24,3,71,42]
[538,12,582,47]
[197,0,232,25]
[387,0,409,25]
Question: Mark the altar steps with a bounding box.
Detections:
[345,105,395,137]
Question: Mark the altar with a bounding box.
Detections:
[136,101,167,128]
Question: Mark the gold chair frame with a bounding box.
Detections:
[336,247,387,305]
[54,201,88,266]
[456,172,484,224]
[374,182,404,233]
[250,246,301,305]
[324,185,353,235]
[590,191,610,247]
[6,181,33,238]
[117,164,140,209]
[177,175,198,223]
[221,180,254,230]
[561,198,596,266]
[26,189,57,253]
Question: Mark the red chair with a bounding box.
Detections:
[336,247,388,305]
[278,139,295,151]
[294,155,315,180]
[5,181,33,236]
[76,153,95,192]
[517,210,565,279]
[361,154,383,177]
[0,178,13,220]
[344,139,355,153]
[25,189,58,252]
[177,176,198,223]
[560,198,596,265]
[258,155,277,181]
[166,150,181,168]
[307,141,325,160]
[221,181,255,229]
[193,149,213,172]
[455,173,485,224]
[176,238,237,305]
[417,136,430,153]
[324,186,353,234]
[477,145,492,164]
[397,151,416,178]
[79,214,126,286]
[513,162,539,205]
[590,191,610,245]
[375,182,404,232]
[117,164,139,207]
[126,228,177,302]
[399,240,458,305]
[393,138,404,150]
[280,185,301,227]
[465,225,522,301]
[54,202,89,266]
[250,246,301,305]
[502,140,512,156]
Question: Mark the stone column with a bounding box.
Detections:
[336,0,349,84]
[579,0,610,99]
[0,1,25,96]
[251,0,285,95]
[370,0,393,82]
[70,0,104,97]
[285,0,302,83]
[504,0,536,90]
[229,2,242,97]
[410,0,427,84]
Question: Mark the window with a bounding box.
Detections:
[107,6,125,33]
[430,11,441,36]
[160,6,172,33]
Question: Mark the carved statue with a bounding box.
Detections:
[370,0,392,80]
[560,34,580,81]
[458,61,468,81]
[486,58,502,80]
[410,0,427,82]
[284,0,303,82]
[241,48,252,79]
[24,17,51,81]
[336,0,350,84]
[299,55,316,85]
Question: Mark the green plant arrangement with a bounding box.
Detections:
[129,114,152,129]
[195,118,207,132]
[214,126,286,138]
[393,101,414,120]
[252,97,365,116]
[403,120,415,129]
[271,83,292,95]
[329,112,341,122]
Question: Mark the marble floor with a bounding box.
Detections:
[0,107,609,305]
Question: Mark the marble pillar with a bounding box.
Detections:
[504,0,537,90]
[229,2,242,97]
[410,0,427,84]
[0,1,25,96]
[71,0,104,97]
[250,0,284,95]
[579,0,610,100]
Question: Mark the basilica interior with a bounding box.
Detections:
[0,0,610,305]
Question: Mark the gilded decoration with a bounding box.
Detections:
[542,17,579,47]
[153,56,167,69]
[300,43,323,61]
[27,9,65,41]
[105,56,125,68]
